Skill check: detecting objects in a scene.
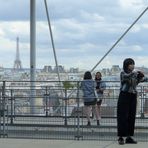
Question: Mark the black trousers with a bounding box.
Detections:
[117,91,137,137]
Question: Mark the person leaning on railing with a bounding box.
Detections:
[117,58,148,145]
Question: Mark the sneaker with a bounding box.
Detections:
[118,137,124,145]
[125,137,137,144]
[97,120,100,126]
[87,121,91,126]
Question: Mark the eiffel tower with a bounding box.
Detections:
[13,37,22,70]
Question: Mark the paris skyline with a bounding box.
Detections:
[0,0,148,71]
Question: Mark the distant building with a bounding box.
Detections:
[101,68,111,76]
[0,66,4,79]
[69,68,79,73]
[43,65,52,73]
[110,65,121,75]
[53,65,65,73]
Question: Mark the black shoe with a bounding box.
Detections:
[125,137,137,144]
[87,121,91,126]
[118,137,124,145]
[97,120,100,126]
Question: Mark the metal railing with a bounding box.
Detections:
[0,80,148,140]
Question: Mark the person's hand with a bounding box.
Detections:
[137,71,144,79]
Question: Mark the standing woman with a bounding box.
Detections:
[94,72,106,125]
[81,71,99,126]
[117,58,148,145]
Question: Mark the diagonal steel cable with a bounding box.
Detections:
[44,0,61,83]
[91,6,148,72]
[44,0,65,104]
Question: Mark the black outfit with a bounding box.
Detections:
[117,91,137,136]
[117,71,148,137]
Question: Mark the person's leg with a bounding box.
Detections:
[84,105,91,125]
[127,93,137,136]
[125,93,137,144]
[117,92,130,144]
[97,100,102,120]
[117,92,130,137]
[92,104,100,125]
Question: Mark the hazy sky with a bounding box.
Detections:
[0,0,148,70]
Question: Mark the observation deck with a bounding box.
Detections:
[0,80,148,141]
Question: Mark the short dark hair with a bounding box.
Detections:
[123,58,135,73]
[83,71,92,80]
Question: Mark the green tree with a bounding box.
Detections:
[63,81,74,90]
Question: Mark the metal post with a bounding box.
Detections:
[30,0,36,114]
[141,86,145,118]
[75,81,83,140]
[64,89,67,126]
[2,81,6,137]
[10,90,14,124]
[45,86,48,116]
